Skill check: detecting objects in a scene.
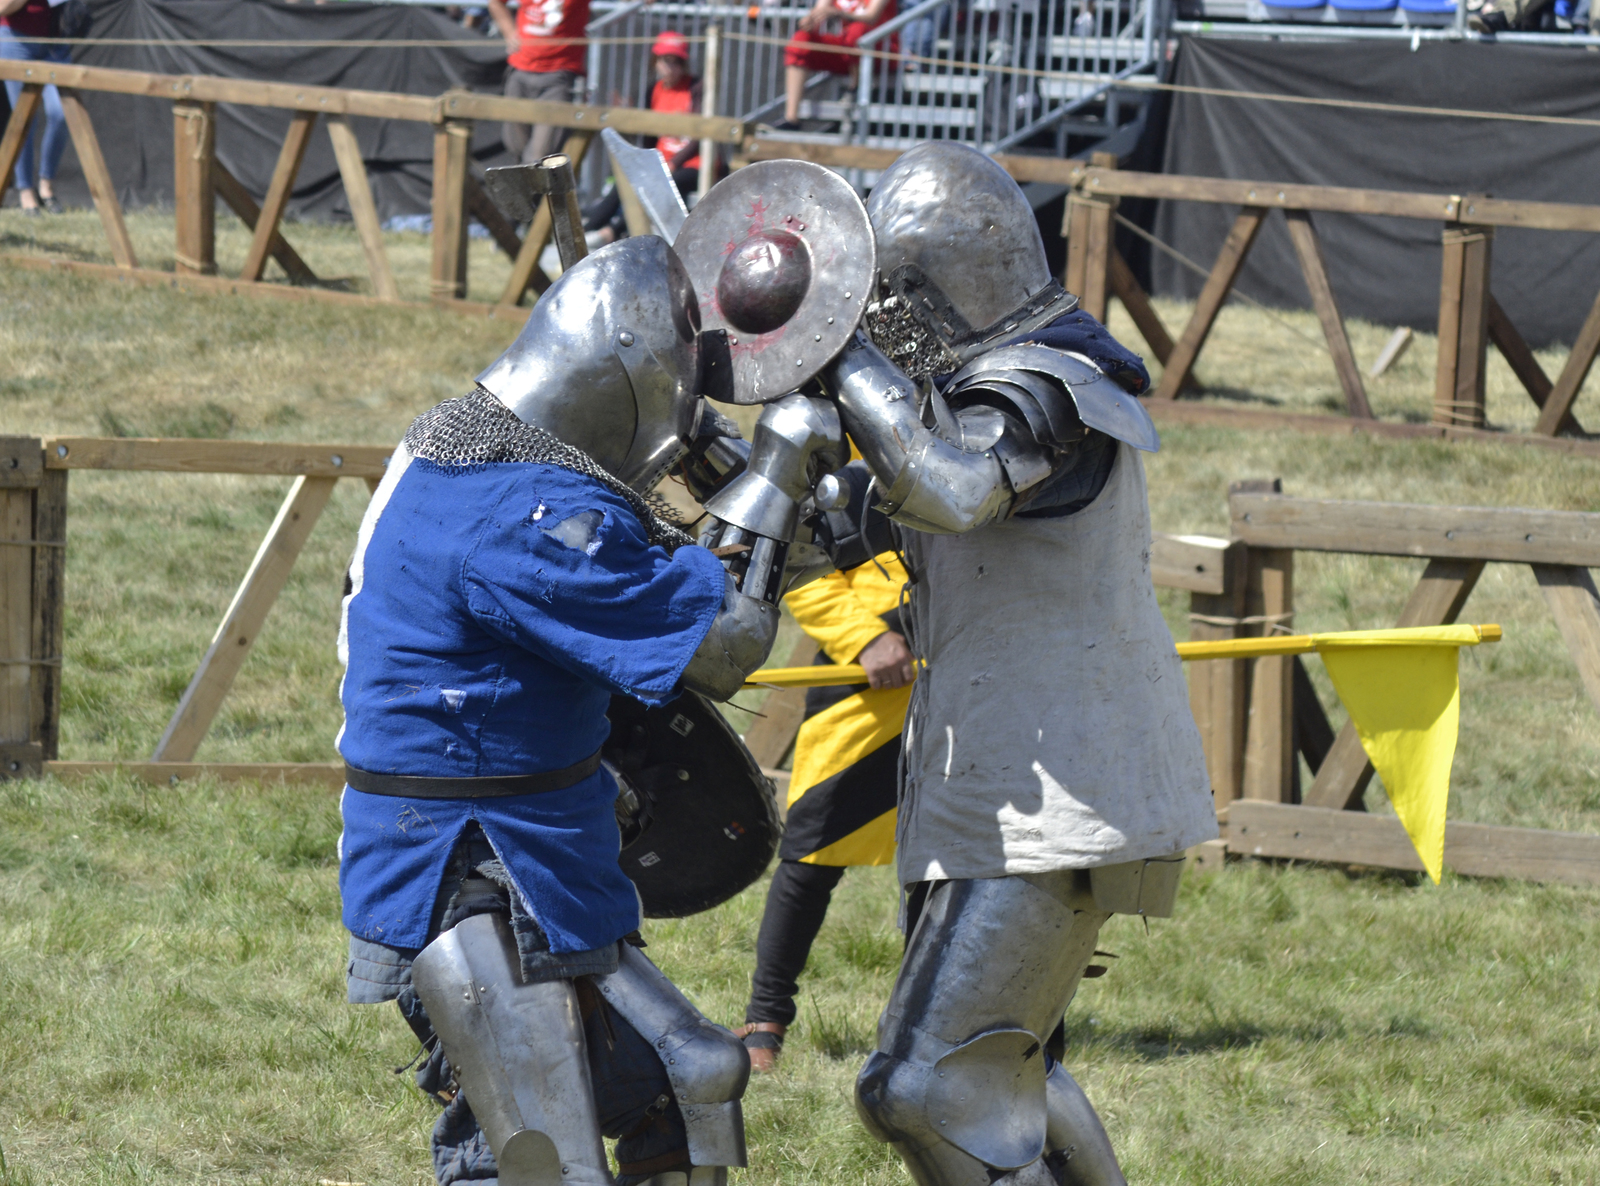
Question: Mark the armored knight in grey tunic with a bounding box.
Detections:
[822,144,1216,1186]
[645,146,1215,1186]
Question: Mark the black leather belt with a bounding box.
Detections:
[343,748,604,799]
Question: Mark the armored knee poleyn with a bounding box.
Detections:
[411,914,749,1186]
[855,858,1186,1186]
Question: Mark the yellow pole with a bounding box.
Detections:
[742,624,1502,689]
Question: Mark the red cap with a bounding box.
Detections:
[653,30,690,60]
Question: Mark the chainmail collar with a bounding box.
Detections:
[403,386,694,552]
[865,292,962,383]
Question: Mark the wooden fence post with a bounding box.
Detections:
[1063,151,1117,322]
[0,439,54,779]
[1283,208,1372,419]
[1241,546,1295,802]
[430,118,472,302]
[1434,220,1493,428]
[742,635,817,772]
[173,100,216,276]
[1229,479,1294,803]
[1187,538,1250,813]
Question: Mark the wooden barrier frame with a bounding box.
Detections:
[744,137,1600,443]
[1063,162,1600,439]
[8,437,1600,885]
[8,52,1600,419]
[0,59,747,309]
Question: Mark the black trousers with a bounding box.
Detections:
[744,858,847,1026]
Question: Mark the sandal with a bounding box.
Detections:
[734,1022,786,1073]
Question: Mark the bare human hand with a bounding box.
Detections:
[857,631,916,690]
[799,1,835,30]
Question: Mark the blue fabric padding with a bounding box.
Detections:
[1261,0,1326,10]
[1399,0,1453,11]
[340,777,641,954]
[338,460,726,953]
[342,461,725,778]
[1004,309,1153,395]
[1331,0,1397,10]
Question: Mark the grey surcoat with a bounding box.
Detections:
[896,441,1217,884]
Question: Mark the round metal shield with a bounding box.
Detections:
[675,159,875,405]
[606,691,782,917]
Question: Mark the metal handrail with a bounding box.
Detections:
[587,0,647,33]
[855,0,952,47]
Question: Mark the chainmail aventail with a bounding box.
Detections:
[404,387,694,551]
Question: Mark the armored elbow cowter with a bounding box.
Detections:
[829,334,1013,535]
[680,572,781,701]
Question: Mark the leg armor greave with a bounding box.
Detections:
[1044,1062,1125,1186]
[594,943,751,1175]
[854,873,1121,1186]
[411,913,612,1186]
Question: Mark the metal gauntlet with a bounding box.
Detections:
[700,393,847,604]
[681,571,781,701]
[828,333,1017,535]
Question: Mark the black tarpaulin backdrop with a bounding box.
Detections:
[41,0,510,222]
[1151,37,1600,348]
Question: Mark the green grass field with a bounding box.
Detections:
[4,208,1600,1184]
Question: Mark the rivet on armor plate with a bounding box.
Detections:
[814,334,822,341]
[619,331,636,347]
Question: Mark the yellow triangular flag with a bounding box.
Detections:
[1320,644,1461,883]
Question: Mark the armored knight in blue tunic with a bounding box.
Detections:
[337,236,843,1186]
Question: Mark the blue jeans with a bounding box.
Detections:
[0,28,70,192]
[903,2,952,67]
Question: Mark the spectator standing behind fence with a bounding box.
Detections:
[487,0,589,164]
[583,31,705,245]
[772,0,895,131]
[0,0,70,215]
[648,31,706,192]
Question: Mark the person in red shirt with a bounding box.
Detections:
[647,30,703,191]
[774,0,896,130]
[0,0,70,215]
[487,0,590,166]
[583,31,706,247]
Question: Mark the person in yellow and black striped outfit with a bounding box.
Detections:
[735,552,913,1071]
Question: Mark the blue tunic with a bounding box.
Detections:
[337,456,726,954]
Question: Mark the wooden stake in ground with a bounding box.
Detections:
[1368,326,1413,379]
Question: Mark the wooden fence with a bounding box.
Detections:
[11,58,1600,456]
[0,59,748,315]
[8,449,1600,885]
[744,138,1600,450]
